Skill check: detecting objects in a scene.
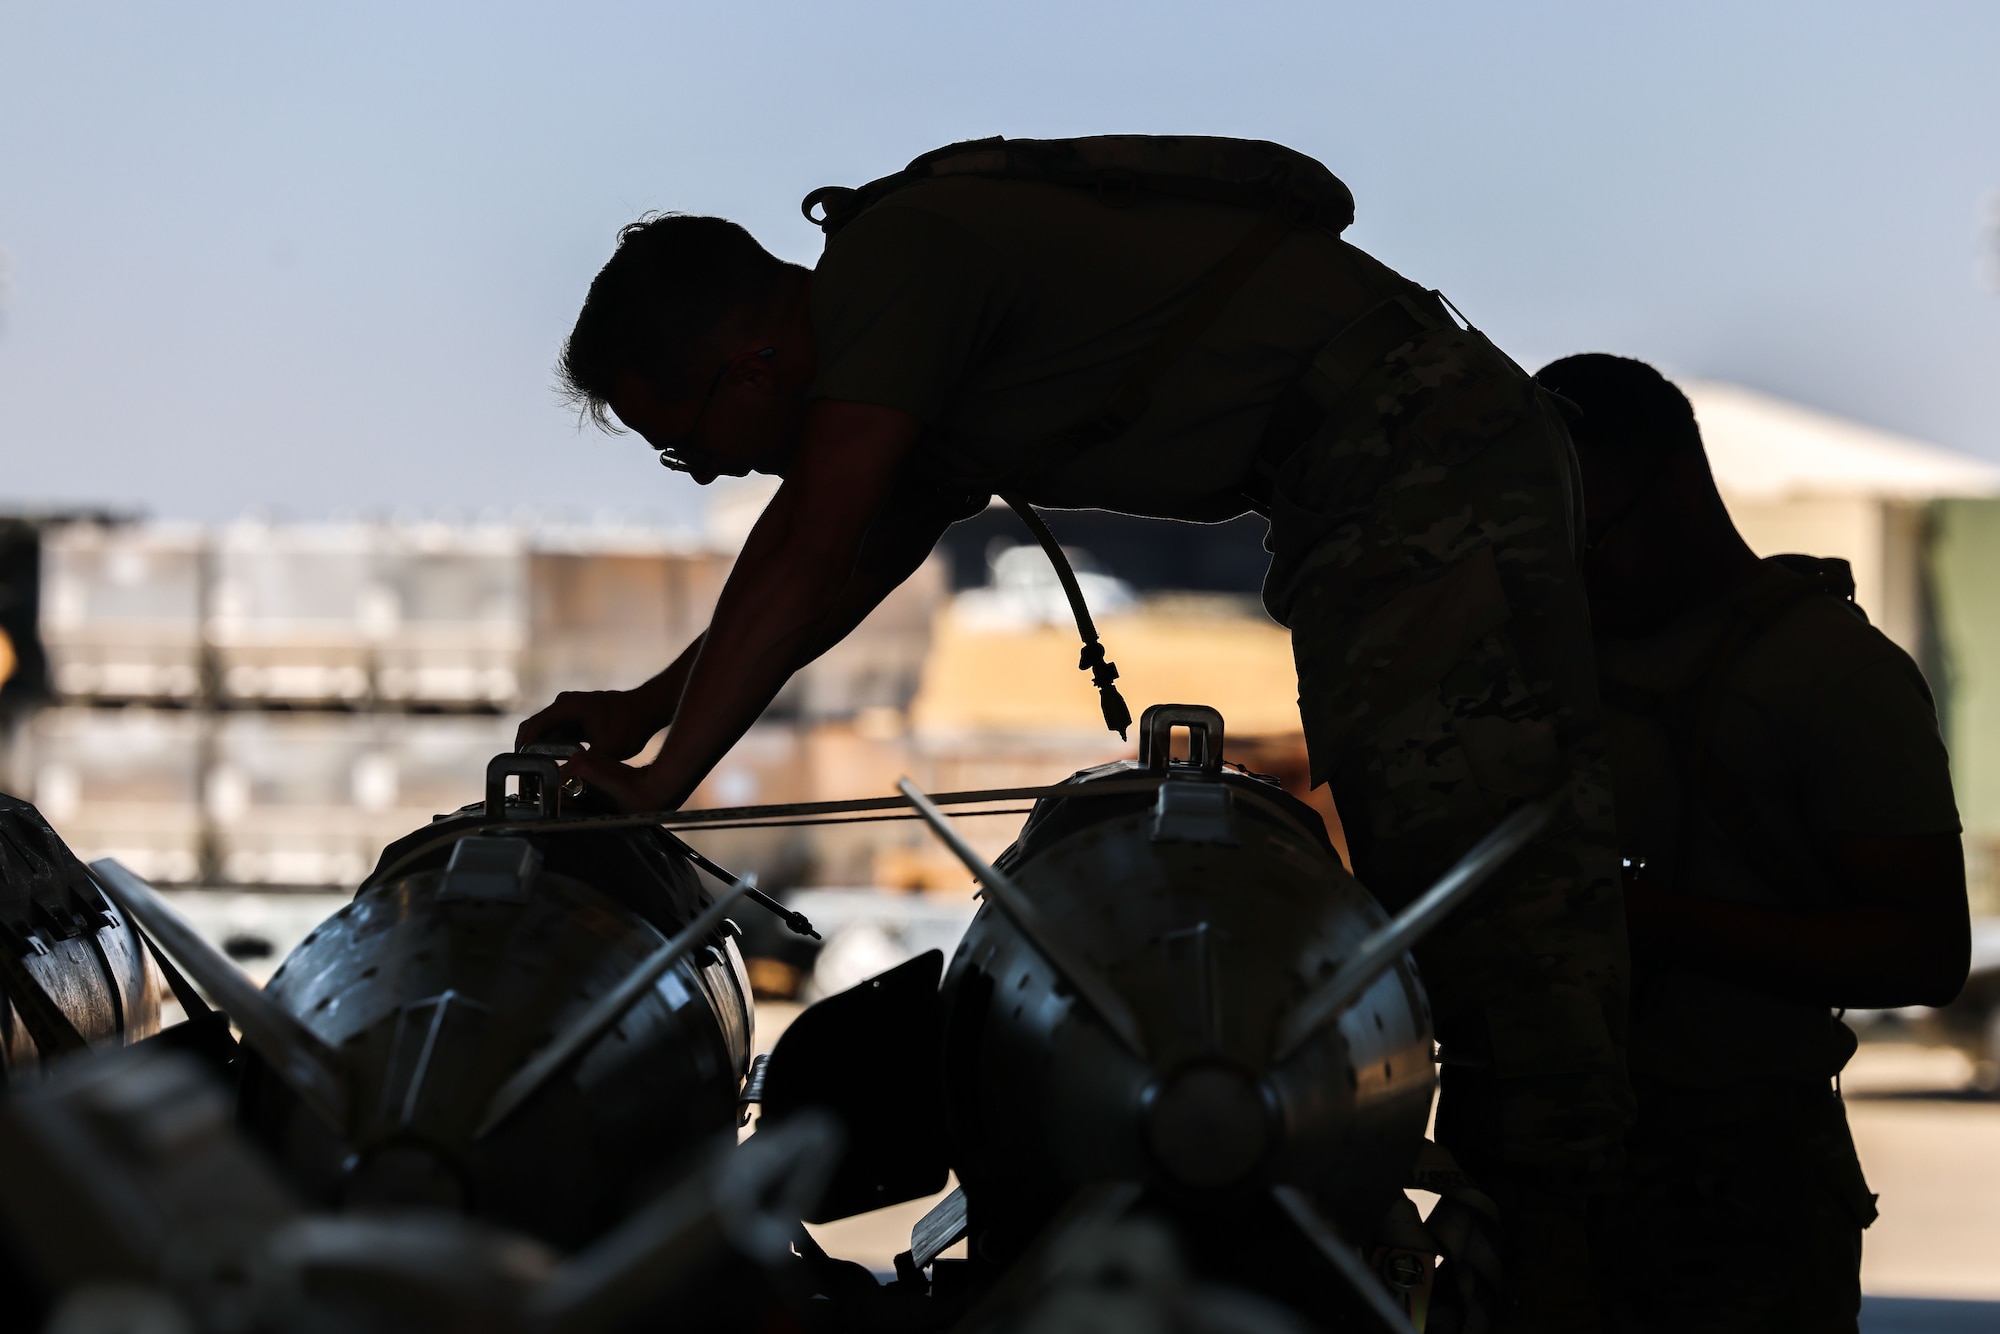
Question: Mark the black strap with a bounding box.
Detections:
[1674,564,1855,891]
[138,926,213,1019]
[1001,497,1133,740]
[1604,560,1856,891]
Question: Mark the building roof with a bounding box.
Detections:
[1684,380,2000,502]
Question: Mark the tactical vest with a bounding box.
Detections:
[801,136,1359,738]
[805,136,1357,490]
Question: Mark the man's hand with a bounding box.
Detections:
[515,689,664,760]
[561,742,676,811]
[516,634,707,768]
[568,400,927,813]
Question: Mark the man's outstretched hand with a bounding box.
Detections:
[515,689,664,762]
[517,401,930,817]
[515,637,710,807]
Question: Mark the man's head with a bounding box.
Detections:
[560,214,813,482]
[1535,353,1758,636]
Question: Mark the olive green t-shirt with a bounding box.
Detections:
[1595,558,1961,1090]
[809,176,1406,522]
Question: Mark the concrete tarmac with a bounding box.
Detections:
[1845,1043,2000,1304]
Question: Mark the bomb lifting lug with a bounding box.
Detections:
[493,748,820,940]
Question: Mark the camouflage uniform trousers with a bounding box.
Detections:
[1264,311,1633,1324]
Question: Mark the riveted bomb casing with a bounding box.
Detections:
[940,707,1433,1265]
[0,795,160,1073]
[238,756,753,1251]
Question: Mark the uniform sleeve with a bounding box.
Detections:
[1796,646,1961,840]
[808,203,1014,426]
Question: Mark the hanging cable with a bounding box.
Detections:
[1000,496,1133,740]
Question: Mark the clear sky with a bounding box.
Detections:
[3,1,1996,526]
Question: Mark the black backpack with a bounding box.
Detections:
[802,134,1354,237]
[1600,555,1869,893]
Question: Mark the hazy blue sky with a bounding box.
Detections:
[3,2,1997,525]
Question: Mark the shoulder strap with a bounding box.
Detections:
[1684,559,1855,770]
[1670,559,1857,890]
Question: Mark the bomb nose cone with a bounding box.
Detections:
[1143,1063,1272,1189]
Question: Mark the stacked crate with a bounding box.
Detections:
[13,519,734,889]
[208,523,378,705]
[40,522,205,703]
[523,527,727,699]
[375,524,528,708]
[207,711,513,887]
[26,523,209,882]
[16,705,205,884]
[197,522,528,885]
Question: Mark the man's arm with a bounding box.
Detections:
[515,634,706,759]
[561,400,930,810]
[1626,832,1971,1009]
[514,491,947,758]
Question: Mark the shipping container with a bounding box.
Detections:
[39,522,204,702]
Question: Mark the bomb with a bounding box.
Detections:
[0,794,159,1075]
[71,708,1545,1328]
[97,754,759,1252]
[938,705,1434,1259]
[763,704,1549,1326]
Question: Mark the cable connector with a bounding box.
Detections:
[1080,641,1132,740]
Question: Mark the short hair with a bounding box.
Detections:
[558,214,789,430]
[1534,353,1702,477]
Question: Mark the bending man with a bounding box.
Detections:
[521,138,1632,1328]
